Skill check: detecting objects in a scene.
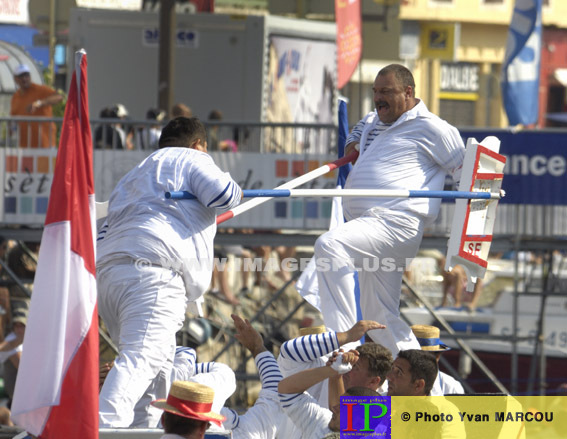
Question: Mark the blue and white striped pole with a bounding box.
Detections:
[166,189,501,200]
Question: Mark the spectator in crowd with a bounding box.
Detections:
[411,324,465,395]
[0,236,12,339]
[97,117,241,427]
[438,255,483,311]
[110,103,134,150]
[0,308,27,403]
[171,103,193,119]
[137,108,167,150]
[94,107,119,149]
[151,381,225,439]
[94,104,134,150]
[7,241,37,321]
[210,249,241,306]
[94,105,124,149]
[208,110,237,152]
[0,306,26,427]
[10,64,63,148]
[0,406,13,427]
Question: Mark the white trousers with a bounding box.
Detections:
[314,207,423,356]
[98,263,187,428]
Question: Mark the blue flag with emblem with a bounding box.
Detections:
[501,0,543,126]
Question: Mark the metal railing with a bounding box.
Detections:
[0,116,338,155]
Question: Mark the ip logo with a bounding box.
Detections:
[340,395,390,438]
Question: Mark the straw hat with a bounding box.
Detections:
[411,325,451,352]
[298,325,327,336]
[151,381,225,426]
[12,308,28,326]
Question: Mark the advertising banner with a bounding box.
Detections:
[3,131,567,228]
[335,0,362,89]
[0,0,29,24]
[1,149,338,229]
[460,130,567,206]
[266,36,336,154]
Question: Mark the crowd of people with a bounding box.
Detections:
[5,63,495,438]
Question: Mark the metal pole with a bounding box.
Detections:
[48,0,56,86]
[511,204,520,394]
[158,0,176,114]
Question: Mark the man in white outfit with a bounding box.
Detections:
[314,64,465,355]
[97,117,242,427]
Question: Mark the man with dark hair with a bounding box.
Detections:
[387,349,438,397]
[313,63,465,356]
[97,116,242,428]
[159,117,207,149]
[387,349,465,438]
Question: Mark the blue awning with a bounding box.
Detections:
[0,24,49,68]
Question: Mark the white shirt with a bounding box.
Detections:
[343,101,464,222]
[279,392,332,439]
[189,361,236,415]
[221,351,285,439]
[431,371,465,396]
[169,346,236,415]
[97,147,240,300]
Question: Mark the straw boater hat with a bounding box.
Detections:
[298,325,327,336]
[411,325,451,352]
[151,381,225,426]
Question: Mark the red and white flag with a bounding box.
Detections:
[11,50,99,438]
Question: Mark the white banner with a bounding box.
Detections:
[2,149,338,230]
[0,0,29,24]
[0,148,57,224]
[77,0,141,9]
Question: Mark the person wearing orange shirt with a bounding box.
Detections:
[10,64,63,148]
